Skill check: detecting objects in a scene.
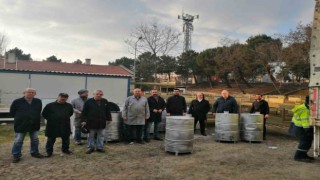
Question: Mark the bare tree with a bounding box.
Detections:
[125,21,181,82]
[0,32,9,57]
[125,21,181,56]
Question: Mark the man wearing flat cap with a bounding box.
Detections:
[42,93,74,157]
[71,89,89,145]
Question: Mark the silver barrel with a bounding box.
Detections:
[158,111,167,132]
[149,111,167,134]
[149,122,154,134]
[215,113,239,142]
[105,112,122,141]
[240,113,263,142]
[165,116,194,154]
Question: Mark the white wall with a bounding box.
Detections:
[0,72,129,107]
[0,73,29,105]
[87,76,128,105]
[31,74,85,101]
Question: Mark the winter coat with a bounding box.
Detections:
[188,99,210,120]
[289,103,312,137]
[148,95,166,122]
[211,96,238,113]
[71,97,87,127]
[250,100,269,115]
[10,97,42,133]
[122,96,150,125]
[81,98,112,130]
[42,101,73,137]
[166,95,187,115]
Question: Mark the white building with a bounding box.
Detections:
[0,58,132,107]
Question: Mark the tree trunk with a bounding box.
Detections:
[193,72,198,84]
[234,76,246,94]
[266,66,281,94]
[167,72,171,81]
[223,73,232,88]
[207,74,214,88]
[237,67,252,88]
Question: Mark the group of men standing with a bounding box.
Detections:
[10,87,273,163]
[10,88,113,163]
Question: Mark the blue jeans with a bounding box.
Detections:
[143,121,160,139]
[74,126,82,142]
[88,129,104,150]
[12,131,39,158]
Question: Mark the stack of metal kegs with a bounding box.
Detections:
[215,113,239,142]
[240,113,263,142]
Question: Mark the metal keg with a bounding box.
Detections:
[215,113,239,142]
[158,111,167,132]
[105,112,122,141]
[148,111,167,134]
[149,122,155,134]
[240,113,263,142]
[165,116,194,154]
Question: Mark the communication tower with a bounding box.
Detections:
[178,13,199,52]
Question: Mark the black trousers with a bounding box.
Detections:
[263,118,266,139]
[194,118,206,134]
[46,136,70,153]
[125,124,144,142]
[294,127,313,159]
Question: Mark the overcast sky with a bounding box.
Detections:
[0,0,315,65]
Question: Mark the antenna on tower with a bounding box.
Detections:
[178,12,199,52]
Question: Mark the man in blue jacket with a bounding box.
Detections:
[10,88,43,163]
[211,90,238,116]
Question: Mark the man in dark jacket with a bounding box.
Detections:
[42,93,74,157]
[188,92,211,136]
[81,90,111,154]
[166,88,187,116]
[10,88,43,163]
[143,89,166,142]
[211,90,238,116]
[250,94,269,140]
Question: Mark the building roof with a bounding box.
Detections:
[0,59,132,77]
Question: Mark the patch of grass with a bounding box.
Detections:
[0,123,15,144]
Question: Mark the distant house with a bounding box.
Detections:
[0,58,132,107]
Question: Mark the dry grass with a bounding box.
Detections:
[1,123,320,179]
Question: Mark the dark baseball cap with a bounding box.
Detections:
[58,93,69,98]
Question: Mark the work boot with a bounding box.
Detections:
[62,150,73,155]
[31,152,44,158]
[201,132,207,136]
[86,149,94,154]
[12,157,20,163]
[96,149,105,153]
[45,152,52,158]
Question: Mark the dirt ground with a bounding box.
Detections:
[0,124,319,180]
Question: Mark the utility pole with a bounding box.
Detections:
[178,12,199,52]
